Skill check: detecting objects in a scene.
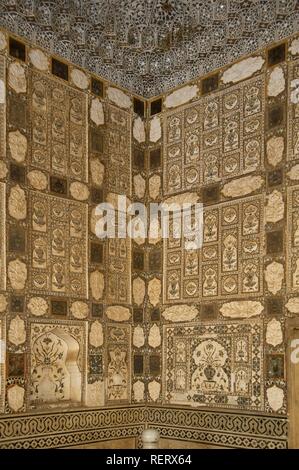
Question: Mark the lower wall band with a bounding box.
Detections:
[0,406,287,449]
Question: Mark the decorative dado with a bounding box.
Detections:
[0,406,146,449]
[146,407,288,449]
[0,406,287,449]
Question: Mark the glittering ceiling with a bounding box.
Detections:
[0,0,298,97]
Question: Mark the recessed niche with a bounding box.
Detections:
[149,148,161,170]
[9,37,26,61]
[267,43,286,66]
[50,176,68,195]
[150,98,162,116]
[51,58,69,81]
[30,322,86,408]
[202,73,219,95]
[91,77,103,97]
[133,97,145,117]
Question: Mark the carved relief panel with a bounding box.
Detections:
[0,56,5,161]
[29,70,88,182]
[287,59,299,162]
[163,320,264,411]
[29,192,88,298]
[0,183,5,291]
[0,319,5,413]
[106,323,131,403]
[163,195,264,303]
[29,320,87,408]
[107,218,131,304]
[163,75,264,195]
[287,184,299,293]
[106,104,131,195]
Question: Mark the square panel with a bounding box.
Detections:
[10,295,25,313]
[201,73,219,95]
[267,43,286,66]
[163,320,264,411]
[10,163,25,184]
[51,299,68,316]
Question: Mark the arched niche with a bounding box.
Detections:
[30,327,82,406]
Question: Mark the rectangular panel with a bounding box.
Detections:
[0,55,5,160]
[107,216,131,304]
[163,75,265,196]
[0,319,5,413]
[29,320,87,408]
[106,104,131,196]
[29,70,88,181]
[287,59,299,161]
[163,320,264,411]
[163,195,264,303]
[106,323,131,403]
[29,191,88,298]
[0,182,5,291]
[287,184,299,293]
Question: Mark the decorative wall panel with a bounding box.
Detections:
[287,59,299,162]
[29,70,88,182]
[107,104,131,196]
[106,323,131,403]
[29,320,87,409]
[163,75,265,196]
[163,320,263,411]
[287,184,299,293]
[0,319,5,413]
[107,235,131,305]
[29,192,88,298]
[0,182,5,291]
[147,407,287,449]
[164,195,264,303]
[0,55,5,160]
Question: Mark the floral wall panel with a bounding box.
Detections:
[163,320,263,411]
[29,320,87,409]
[28,192,88,298]
[0,183,5,291]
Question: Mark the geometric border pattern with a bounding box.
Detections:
[0,406,146,449]
[0,406,287,449]
[146,407,288,450]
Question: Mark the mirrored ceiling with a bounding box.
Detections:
[0,0,298,97]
